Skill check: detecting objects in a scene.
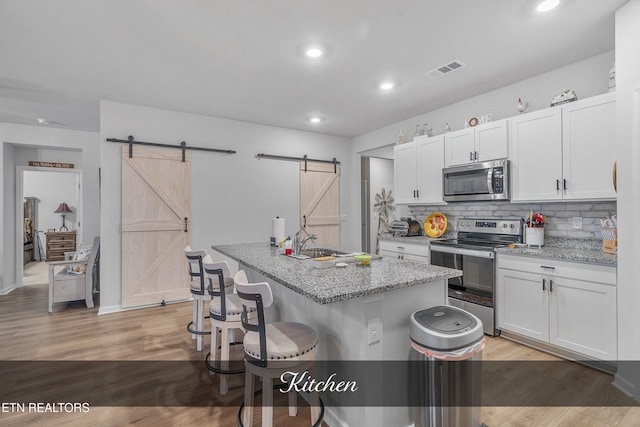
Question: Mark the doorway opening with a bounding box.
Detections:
[16,167,82,288]
[360,146,395,254]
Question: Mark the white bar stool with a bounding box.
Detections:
[184,246,211,352]
[234,271,323,427]
[203,256,256,395]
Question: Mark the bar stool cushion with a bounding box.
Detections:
[192,277,233,294]
[209,293,256,319]
[244,322,318,361]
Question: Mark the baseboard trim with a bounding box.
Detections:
[97,298,190,315]
[0,284,17,296]
[613,372,638,398]
[499,330,617,374]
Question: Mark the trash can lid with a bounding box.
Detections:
[410,305,484,351]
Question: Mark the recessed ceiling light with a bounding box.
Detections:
[380,81,395,90]
[309,116,322,124]
[306,47,323,58]
[536,0,559,12]
[37,118,49,124]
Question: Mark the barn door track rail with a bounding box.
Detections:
[107,135,236,162]
[256,153,340,173]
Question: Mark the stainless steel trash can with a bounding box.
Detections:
[410,305,485,427]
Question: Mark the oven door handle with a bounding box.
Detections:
[430,245,495,259]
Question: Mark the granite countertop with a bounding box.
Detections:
[212,243,462,304]
[495,237,617,266]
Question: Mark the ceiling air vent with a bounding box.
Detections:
[426,60,466,78]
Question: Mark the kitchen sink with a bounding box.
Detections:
[298,248,348,258]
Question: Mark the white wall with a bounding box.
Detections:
[23,171,80,257]
[345,51,615,249]
[0,124,100,294]
[99,101,351,312]
[614,0,640,399]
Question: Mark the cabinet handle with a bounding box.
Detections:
[413,190,416,198]
[542,278,546,291]
[556,179,560,191]
[474,151,479,161]
[540,265,555,270]
[563,179,567,191]
[416,190,419,198]
[549,279,554,292]
[470,152,474,161]
[184,217,188,233]
[397,246,404,250]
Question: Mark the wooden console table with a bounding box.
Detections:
[45,231,76,262]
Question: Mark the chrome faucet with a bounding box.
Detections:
[293,228,318,255]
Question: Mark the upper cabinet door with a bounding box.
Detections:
[562,93,617,200]
[394,142,418,204]
[445,128,475,166]
[510,107,563,201]
[416,135,445,204]
[475,120,508,162]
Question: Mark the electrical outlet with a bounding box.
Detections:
[368,318,381,345]
[571,217,583,230]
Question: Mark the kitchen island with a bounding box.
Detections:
[212,243,462,427]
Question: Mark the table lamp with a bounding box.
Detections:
[54,202,73,231]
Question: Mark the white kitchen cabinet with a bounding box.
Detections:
[496,267,549,341]
[379,240,429,263]
[562,92,617,200]
[509,107,563,201]
[497,254,617,360]
[445,119,508,166]
[394,136,444,204]
[510,92,616,202]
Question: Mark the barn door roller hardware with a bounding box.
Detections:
[255,153,340,173]
[107,135,237,161]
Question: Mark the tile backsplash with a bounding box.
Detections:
[408,201,616,239]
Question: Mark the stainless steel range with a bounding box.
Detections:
[429,218,523,336]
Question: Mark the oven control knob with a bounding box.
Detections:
[502,224,508,228]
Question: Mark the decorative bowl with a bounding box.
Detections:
[353,254,372,266]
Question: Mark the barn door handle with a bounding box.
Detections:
[303,215,307,228]
[184,217,188,232]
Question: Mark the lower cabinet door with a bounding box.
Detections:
[497,268,549,342]
[549,278,617,360]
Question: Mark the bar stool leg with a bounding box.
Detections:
[288,391,297,416]
[243,370,255,427]
[196,299,204,351]
[262,375,273,427]
[309,365,320,424]
[220,325,230,395]
[209,323,218,376]
[191,299,197,340]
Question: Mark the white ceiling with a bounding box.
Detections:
[0,0,626,138]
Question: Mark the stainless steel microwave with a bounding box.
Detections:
[442,159,510,202]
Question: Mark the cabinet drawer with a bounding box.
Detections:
[379,241,429,261]
[497,254,616,286]
[53,281,85,302]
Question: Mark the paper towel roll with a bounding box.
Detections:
[271,217,285,246]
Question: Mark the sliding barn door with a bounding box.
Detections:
[300,161,340,249]
[121,146,191,307]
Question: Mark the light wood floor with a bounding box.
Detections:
[0,284,638,426]
[22,261,49,286]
